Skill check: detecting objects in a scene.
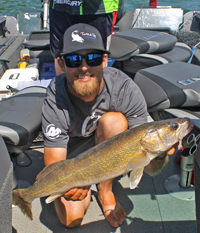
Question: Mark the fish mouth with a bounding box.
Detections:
[179,120,194,140]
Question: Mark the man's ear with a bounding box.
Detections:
[102,54,108,69]
[57,57,65,72]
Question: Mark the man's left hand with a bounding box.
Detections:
[166,142,179,156]
[63,186,91,201]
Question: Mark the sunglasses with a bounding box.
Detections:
[62,53,104,68]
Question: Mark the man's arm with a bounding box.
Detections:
[144,155,169,176]
[144,145,177,176]
[44,146,67,166]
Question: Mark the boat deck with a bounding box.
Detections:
[12,147,197,233]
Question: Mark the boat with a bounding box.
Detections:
[0,0,54,98]
[0,0,200,232]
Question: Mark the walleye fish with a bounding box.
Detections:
[13,118,193,220]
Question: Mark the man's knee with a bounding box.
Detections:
[99,112,128,132]
[57,209,84,228]
[96,112,128,143]
[65,218,83,228]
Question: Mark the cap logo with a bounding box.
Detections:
[71,30,96,43]
[72,30,84,43]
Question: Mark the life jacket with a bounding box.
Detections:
[50,0,124,15]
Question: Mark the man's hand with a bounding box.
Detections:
[144,143,179,176]
[166,142,179,156]
[63,186,91,201]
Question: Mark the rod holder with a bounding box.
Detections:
[179,148,194,188]
[164,147,195,201]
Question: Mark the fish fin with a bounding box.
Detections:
[129,168,144,189]
[127,150,150,171]
[36,161,65,181]
[13,189,33,220]
[45,194,63,204]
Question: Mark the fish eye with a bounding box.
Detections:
[171,123,179,130]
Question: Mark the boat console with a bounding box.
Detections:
[0,16,27,77]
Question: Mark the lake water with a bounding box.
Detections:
[0,0,200,19]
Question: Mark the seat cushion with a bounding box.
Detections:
[0,86,46,148]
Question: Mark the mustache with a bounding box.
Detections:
[75,71,92,75]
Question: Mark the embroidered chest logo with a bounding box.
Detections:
[82,109,106,137]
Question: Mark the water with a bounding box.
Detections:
[0,0,200,19]
[0,0,42,18]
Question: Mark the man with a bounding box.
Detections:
[42,23,175,228]
[49,0,124,75]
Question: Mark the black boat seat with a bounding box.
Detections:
[109,29,178,60]
[22,30,53,60]
[23,30,50,50]
[0,86,46,153]
[23,39,50,50]
[134,62,200,112]
[114,42,192,74]
[23,40,52,60]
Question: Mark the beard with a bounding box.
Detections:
[68,76,102,97]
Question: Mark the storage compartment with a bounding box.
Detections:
[40,62,56,80]
[0,68,39,99]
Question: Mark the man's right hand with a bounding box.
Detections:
[63,186,91,201]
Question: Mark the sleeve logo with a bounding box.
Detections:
[45,124,61,139]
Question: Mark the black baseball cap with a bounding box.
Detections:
[60,23,110,56]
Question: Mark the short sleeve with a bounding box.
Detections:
[42,79,70,148]
[110,72,148,127]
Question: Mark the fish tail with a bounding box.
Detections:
[13,189,33,220]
